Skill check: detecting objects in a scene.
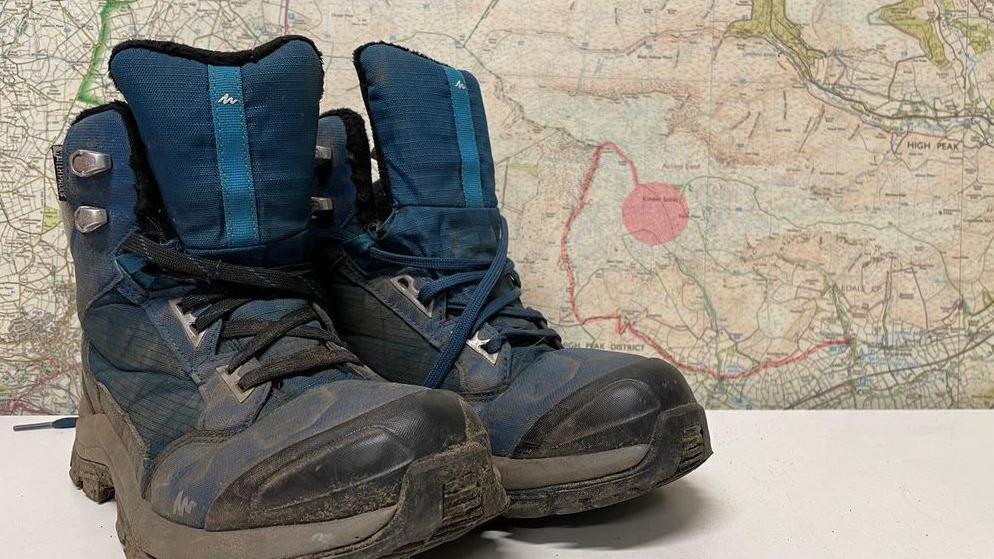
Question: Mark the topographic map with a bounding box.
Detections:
[2,0,993,413]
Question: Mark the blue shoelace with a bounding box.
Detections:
[366,216,559,388]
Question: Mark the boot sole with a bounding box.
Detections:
[496,402,711,518]
[70,413,508,558]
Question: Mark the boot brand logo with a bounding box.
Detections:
[217,93,240,105]
[455,80,467,90]
[173,491,197,517]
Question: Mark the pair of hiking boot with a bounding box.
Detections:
[57,36,710,559]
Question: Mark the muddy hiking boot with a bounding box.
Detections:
[312,42,713,518]
[55,36,505,559]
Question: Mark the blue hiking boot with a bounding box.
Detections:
[57,37,505,559]
[312,42,712,518]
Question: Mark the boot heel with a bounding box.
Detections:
[70,447,115,503]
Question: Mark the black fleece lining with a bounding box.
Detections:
[71,101,174,242]
[72,100,123,125]
[319,108,385,226]
[109,35,321,71]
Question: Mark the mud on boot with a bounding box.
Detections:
[311,42,711,518]
[55,36,505,559]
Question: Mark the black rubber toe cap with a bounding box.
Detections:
[205,389,468,530]
[511,358,696,459]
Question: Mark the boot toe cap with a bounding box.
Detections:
[510,357,695,459]
[205,388,469,530]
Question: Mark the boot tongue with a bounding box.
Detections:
[355,42,500,259]
[109,37,323,266]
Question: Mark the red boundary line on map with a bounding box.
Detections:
[559,141,850,381]
[0,360,64,414]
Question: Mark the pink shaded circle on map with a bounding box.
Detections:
[622,182,690,245]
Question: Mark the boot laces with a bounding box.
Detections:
[365,216,559,388]
[123,233,358,393]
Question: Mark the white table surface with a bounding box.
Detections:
[2,410,991,558]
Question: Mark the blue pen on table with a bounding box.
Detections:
[12,417,78,431]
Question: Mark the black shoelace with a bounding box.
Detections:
[123,233,358,393]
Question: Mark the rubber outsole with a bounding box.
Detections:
[70,414,508,559]
[500,402,711,518]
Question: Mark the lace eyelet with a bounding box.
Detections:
[168,298,206,348]
[217,359,259,403]
[466,331,499,364]
[390,274,434,317]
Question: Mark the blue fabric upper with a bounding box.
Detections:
[109,38,322,265]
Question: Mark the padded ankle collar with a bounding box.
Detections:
[109,36,323,266]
